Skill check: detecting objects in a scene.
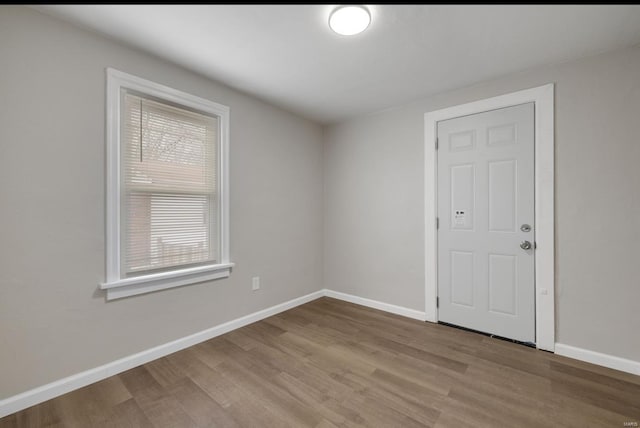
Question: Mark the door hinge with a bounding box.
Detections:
[436,296,439,308]
[435,137,439,150]
[436,217,439,229]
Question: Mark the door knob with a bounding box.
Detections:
[520,240,532,250]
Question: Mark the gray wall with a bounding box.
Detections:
[0,7,324,399]
[2,4,639,403]
[324,47,640,362]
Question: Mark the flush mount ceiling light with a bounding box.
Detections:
[329,5,371,36]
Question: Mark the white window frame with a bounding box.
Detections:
[101,68,233,300]
[424,84,555,351]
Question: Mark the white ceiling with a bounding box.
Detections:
[36,5,640,124]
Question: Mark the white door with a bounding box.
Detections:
[437,103,535,343]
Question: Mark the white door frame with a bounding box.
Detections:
[424,84,555,351]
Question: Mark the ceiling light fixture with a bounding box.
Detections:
[329,5,371,36]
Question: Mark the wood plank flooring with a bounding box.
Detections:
[1,297,639,427]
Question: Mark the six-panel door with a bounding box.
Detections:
[437,103,535,343]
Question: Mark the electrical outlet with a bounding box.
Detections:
[252,276,260,291]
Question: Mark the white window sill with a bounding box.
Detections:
[100,262,234,300]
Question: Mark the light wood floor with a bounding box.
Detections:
[2,297,639,427]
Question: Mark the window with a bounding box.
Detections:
[102,69,232,300]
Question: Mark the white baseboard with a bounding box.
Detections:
[555,343,640,376]
[0,289,324,418]
[324,289,427,321]
[19,289,625,419]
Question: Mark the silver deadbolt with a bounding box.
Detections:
[520,240,532,250]
[520,224,531,232]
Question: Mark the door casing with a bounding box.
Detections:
[424,84,555,351]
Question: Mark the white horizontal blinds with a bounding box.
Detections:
[122,91,218,275]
